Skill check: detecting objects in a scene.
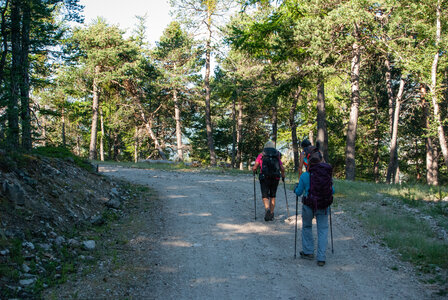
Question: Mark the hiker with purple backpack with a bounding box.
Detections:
[294,144,334,266]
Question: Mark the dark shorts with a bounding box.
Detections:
[259,175,280,198]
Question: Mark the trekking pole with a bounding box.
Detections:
[253,172,257,220]
[294,194,298,259]
[329,206,334,254]
[283,179,290,217]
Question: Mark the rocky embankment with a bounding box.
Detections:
[0,153,129,298]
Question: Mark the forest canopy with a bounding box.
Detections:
[0,0,447,185]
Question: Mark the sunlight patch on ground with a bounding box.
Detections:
[216,223,289,237]
[179,212,212,217]
[190,277,228,286]
[166,194,188,199]
[161,240,193,247]
[217,222,270,234]
[337,236,354,241]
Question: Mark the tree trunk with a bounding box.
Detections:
[386,77,405,184]
[0,0,10,86]
[62,109,66,147]
[134,126,139,163]
[316,80,329,163]
[7,0,20,150]
[345,37,361,180]
[231,96,236,168]
[384,56,394,137]
[204,7,216,166]
[430,0,448,169]
[173,89,183,161]
[236,97,243,170]
[99,107,105,161]
[373,96,381,183]
[20,0,31,151]
[89,65,101,160]
[422,85,438,185]
[272,100,278,144]
[113,131,119,161]
[307,99,314,145]
[290,87,301,172]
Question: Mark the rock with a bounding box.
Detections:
[82,240,96,250]
[110,188,119,196]
[68,239,80,247]
[54,236,65,246]
[4,182,27,206]
[22,263,31,273]
[0,249,10,256]
[105,198,121,209]
[90,215,105,226]
[19,278,36,286]
[39,243,51,251]
[22,241,35,250]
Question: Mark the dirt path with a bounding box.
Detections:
[49,166,432,299]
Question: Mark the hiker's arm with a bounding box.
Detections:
[280,164,285,180]
[252,161,259,174]
[294,175,305,196]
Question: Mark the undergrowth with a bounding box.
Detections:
[334,179,448,292]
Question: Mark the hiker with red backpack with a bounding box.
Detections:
[298,139,312,178]
[294,145,334,266]
[252,141,285,221]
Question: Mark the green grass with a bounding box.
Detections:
[334,179,448,280]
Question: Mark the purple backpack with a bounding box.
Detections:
[303,162,333,211]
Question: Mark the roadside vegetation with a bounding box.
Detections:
[334,180,448,295]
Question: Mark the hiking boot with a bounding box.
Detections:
[264,209,271,221]
[269,211,274,221]
[299,251,314,260]
[317,261,325,267]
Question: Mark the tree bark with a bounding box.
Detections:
[20,0,31,151]
[62,109,66,147]
[8,0,21,150]
[316,80,329,163]
[99,107,105,161]
[0,0,10,86]
[134,126,139,163]
[345,36,361,180]
[272,100,278,144]
[384,56,394,137]
[231,96,236,168]
[89,65,101,160]
[290,87,301,172]
[421,85,438,185]
[173,89,183,161]
[386,77,405,184]
[373,96,381,183]
[236,97,243,170]
[204,6,216,166]
[430,0,448,169]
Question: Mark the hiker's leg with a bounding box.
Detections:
[270,197,276,213]
[259,179,270,211]
[269,178,279,214]
[262,197,270,210]
[301,204,314,255]
[316,208,329,262]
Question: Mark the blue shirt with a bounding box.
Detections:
[295,172,310,197]
[294,171,335,197]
